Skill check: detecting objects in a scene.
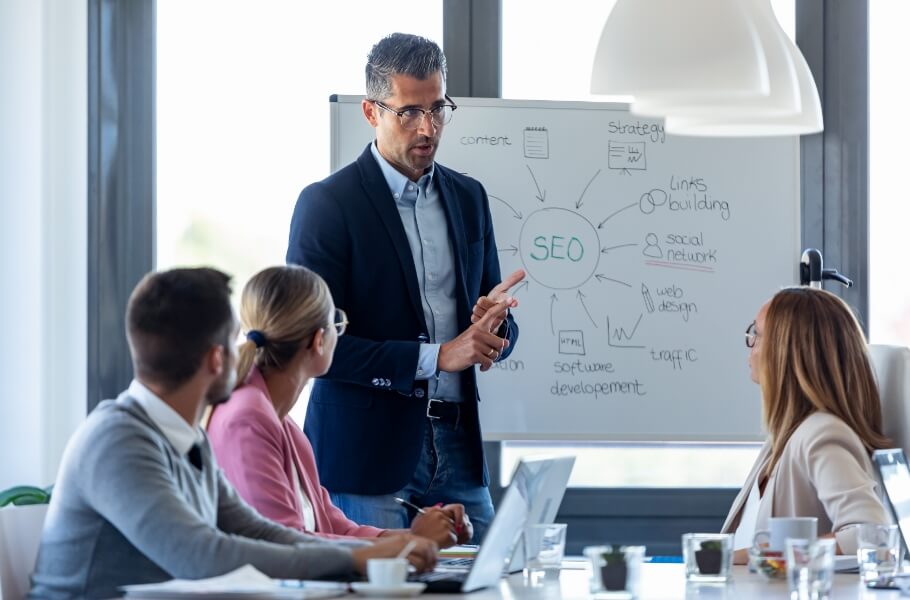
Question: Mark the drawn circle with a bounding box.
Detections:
[519,207,600,290]
[639,188,668,214]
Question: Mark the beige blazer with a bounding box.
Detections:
[721,412,889,554]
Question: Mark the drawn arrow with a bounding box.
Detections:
[526,165,547,202]
[575,169,602,209]
[549,293,558,335]
[601,243,638,254]
[488,194,523,220]
[497,244,519,256]
[595,274,632,288]
[577,290,597,328]
[511,280,529,297]
[597,202,637,229]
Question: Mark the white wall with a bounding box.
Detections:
[0,0,87,489]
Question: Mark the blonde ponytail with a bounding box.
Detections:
[234,338,260,389]
[231,265,333,389]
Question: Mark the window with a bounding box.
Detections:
[869,2,910,346]
[157,2,443,288]
[500,0,796,487]
[157,2,443,423]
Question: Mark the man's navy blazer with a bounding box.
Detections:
[287,144,519,495]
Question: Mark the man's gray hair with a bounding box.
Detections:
[366,33,447,100]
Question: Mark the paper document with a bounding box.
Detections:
[835,555,859,573]
[120,564,349,598]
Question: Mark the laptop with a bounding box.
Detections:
[413,455,575,593]
[872,449,910,560]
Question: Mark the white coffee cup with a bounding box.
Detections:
[367,558,409,587]
[753,517,818,552]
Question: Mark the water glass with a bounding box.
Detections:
[786,538,835,600]
[682,533,733,582]
[583,544,645,598]
[857,523,900,586]
[523,523,567,583]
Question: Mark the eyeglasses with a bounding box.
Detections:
[745,321,758,348]
[332,308,348,336]
[370,96,457,130]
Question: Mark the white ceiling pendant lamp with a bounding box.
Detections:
[590,0,824,137]
[663,44,823,137]
[661,0,823,137]
[632,0,800,119]
[590,0,770,103]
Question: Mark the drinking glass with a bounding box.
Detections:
[523,523,567,583]
[856,523,900,586]
[786,538,835,600]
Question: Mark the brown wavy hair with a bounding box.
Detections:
[234,265,333,387]
[760,287,889,478]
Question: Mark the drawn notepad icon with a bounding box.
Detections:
[523,127,549,159]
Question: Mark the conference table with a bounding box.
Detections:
[428,563,906,600]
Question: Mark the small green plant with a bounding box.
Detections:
[0,485,53,507]
[600,546,626,564]
[699,540,723,552]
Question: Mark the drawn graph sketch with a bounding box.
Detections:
[608,140,647,171]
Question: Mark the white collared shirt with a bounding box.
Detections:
[128,379,203,455]
[734,475,761,550]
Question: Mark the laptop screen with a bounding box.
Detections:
[871,449,910,557]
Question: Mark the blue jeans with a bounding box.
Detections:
[330,418,494,544]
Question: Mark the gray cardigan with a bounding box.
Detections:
[29,393,358,599]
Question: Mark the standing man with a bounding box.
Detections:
[29,268,436,599]
[287,33,524,542]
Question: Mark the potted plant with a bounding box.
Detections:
[599,546,628,591]
[694,539,724,575]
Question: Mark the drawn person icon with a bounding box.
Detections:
[643,233,663,258]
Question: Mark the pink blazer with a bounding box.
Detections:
[207,368,384,539]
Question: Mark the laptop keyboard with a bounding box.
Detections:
[411,571,468,583]
[438,557,475,568]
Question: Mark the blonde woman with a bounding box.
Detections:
[723,287,891,562]
[207,265,471,547]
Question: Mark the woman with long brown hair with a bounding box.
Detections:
[722,287,891,561]
[207,265,471,547]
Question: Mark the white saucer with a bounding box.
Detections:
[350,582,427,597]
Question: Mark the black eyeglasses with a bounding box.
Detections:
[745,321,758,348]
[369,95,457,130]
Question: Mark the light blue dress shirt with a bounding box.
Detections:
[370,142,463,401]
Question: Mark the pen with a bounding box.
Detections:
[394,496,426,514]
[395,498,464,534]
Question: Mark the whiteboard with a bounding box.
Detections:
[330,96,799,442]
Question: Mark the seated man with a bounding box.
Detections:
[29,268,435,599]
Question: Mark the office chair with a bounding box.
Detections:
[0,503,47,600]
[870,344,910,454]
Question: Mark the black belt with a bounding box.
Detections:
[426,398,461,426]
